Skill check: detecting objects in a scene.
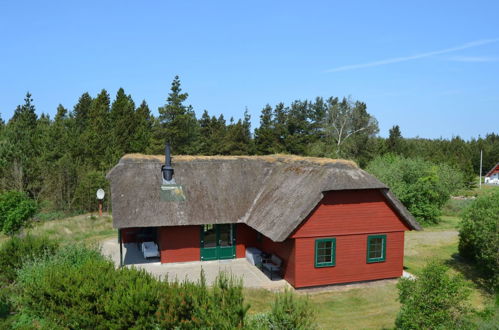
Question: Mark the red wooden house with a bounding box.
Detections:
[107,154,420,288]
[484,162,499,184]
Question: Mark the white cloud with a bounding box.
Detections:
[448,56,499,62]
[325,39,499,72]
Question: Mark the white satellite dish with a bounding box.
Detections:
[96,188,105,200]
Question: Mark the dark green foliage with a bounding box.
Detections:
[72,170,109,212]
[14,245,163,329]
[0,235,58,285]
[156,75,200,154]
[396,260,472,329]
[367,154,464,224]
[459,190,499,291]
[110,88,136,160]
[0,191,38,235]
[222,111,253,155]
[387,125,405,155]
[157,271,249,329]
[81,89,111,169]
[131,100,153,153]
[0,93,41,196]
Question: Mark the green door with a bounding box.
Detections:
[200,224,235,261]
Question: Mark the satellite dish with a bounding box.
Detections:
[96,188,105,200]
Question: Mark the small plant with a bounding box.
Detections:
[396,260,472,329]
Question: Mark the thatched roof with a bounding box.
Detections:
[107,154,421,242]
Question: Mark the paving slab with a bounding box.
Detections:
[100,238,290,290]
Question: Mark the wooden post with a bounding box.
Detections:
[98,199,103,217]
[118,229,123,268]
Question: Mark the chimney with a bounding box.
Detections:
[161,143,175,184]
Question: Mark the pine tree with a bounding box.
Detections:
[273,103,288,153]
[254,104,277,154]
[81,89,111,169]
[387,125,404,154]
[110,88,136,159]
[157,76,199,154]
[2,93,39,194]
[223,111,252,155]
[131,100,153,153]
[73,92,93,133]
[198,110,213,154]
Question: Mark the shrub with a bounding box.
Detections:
[396,260,472,329]
[14,245,163,329]
[0,191,37,235]
[367,154,465,224]
[157,271,249,329]
[0,235,58,285]
[247,290,315,330]
[459,190,499,292]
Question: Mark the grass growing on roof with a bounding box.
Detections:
[121,153,359,167]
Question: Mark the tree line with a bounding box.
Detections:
[0,75,497,213]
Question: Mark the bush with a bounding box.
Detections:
[396,260,472,329]
[157,271,249,329]
[367,154,465,224]
[0,235,58,285]
[0,191,38,235]
[247,290,315,330]
[459,190,499,292]
[13,245,163,329]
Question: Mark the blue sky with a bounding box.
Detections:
[0,1,498,139]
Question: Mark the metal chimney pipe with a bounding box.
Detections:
[162,143,174,182]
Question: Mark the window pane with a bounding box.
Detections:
[203,225,216,248]
[369,237,383,259]
[316,239,334,265]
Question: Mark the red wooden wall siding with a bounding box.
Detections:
[293,232,404,288]
[292,189,410,238]
[259,235,296,286]
[120,227,140,243]
[158,225,200,263]
[236,223,258,258]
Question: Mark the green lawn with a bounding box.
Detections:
[245,282,400,329]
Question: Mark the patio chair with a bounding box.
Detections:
[262,254,282,280]
[141,241,160,259]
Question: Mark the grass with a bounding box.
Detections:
[245,282,400,329]
[0,213,116,247]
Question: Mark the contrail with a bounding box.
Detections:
[325,38,499,72]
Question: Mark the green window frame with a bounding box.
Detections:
[367,234,386,263]
[315,238,336,268]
